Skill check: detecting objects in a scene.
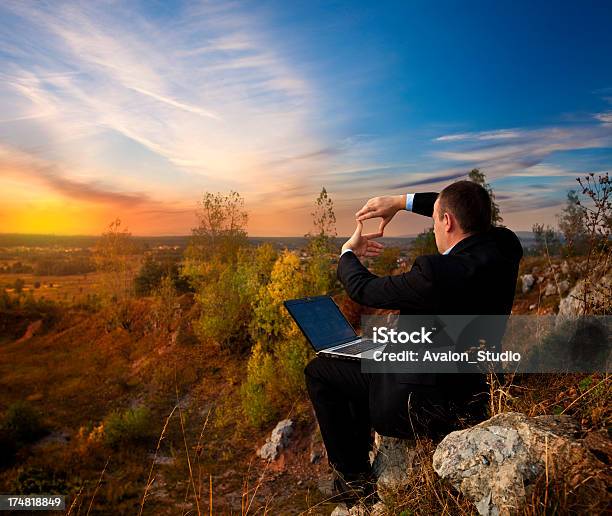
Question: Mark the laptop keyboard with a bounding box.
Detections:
[332,339,378,355]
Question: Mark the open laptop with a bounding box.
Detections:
[283,295,385,360]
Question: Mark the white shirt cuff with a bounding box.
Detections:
[340,248,354,257]
[405,193,415,211]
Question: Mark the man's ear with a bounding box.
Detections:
[443,211,453,232]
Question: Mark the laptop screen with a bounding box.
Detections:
[284,296,357,351]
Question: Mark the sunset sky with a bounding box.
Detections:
[1,0,611,236]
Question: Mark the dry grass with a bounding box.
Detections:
[0,272,104,304]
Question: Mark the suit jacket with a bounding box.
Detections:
[337,192,523,392]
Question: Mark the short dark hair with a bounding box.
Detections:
[438,180,492,233]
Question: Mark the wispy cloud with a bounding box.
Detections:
[394,171,467,188]
[595,111,612,124]
[432,125,612,171]
[435,129,522,142]
[0,145,150,207]
[0,0,325,194]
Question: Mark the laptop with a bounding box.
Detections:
[283,295,385,360]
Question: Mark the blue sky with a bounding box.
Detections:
[0,0,611,235]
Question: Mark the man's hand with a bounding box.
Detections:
[355,194,406,237]
[342,221,384,258]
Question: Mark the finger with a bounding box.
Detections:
[367,241,384,249]
[355,199,379,217]
[378,218,390,235]
[355,203,375,218]
[356,209,383,222]
[362,231,383,239]
[351,220,363,237]
[364,250,382,257]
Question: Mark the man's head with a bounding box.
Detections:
[433,180,492,254]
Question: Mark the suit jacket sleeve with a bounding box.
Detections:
[337,251,437,311]
[412,192,439,217]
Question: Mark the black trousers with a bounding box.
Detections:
[304,355,485,476]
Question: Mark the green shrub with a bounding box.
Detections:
[194,245,277,350]
[272,338,312,399]
[103,406,153,448]
[1,401,46,444]
[240,342,277,427]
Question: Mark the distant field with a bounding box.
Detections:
[0,272,104,303]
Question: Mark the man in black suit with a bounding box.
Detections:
[304,180,523,503]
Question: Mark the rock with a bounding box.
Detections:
[558,279,570,296]
[257,419,293,461]
[561,260,570,275]
[584,429,612,464]
[331,502,386,516]
[557,270,612,324]
[317,474,334,497]
[34,430,70,447]
[310,448,323,464]
[371,433,416,498]
[150,454,175,466]
[521,274,535,294]
[433,412,611,516]
[543,282,557,297]
[331,504,350,516]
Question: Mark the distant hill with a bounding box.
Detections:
[0,230,536,251]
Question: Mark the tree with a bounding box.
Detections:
[134,256,189,296]
[557,190,588,255]
[372,247,401,275]
[94,219,138,329]
[251,250,307,343]
[134,257,164,296]
[305,187,338,294]
[185,191,248,268]
[469,168,504,226]
[573,172,611,314]
[150,275,179,335]
[409,227,438,261]
[242,250,312,427]
[532,223,561,256]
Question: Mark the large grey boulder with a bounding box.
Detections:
[257,419,293,461]
[433,412,610,516]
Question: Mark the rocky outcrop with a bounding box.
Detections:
[433,412,611,516]
[557,270,612,323]
[543,282,557,297]
[257,419,293,461]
